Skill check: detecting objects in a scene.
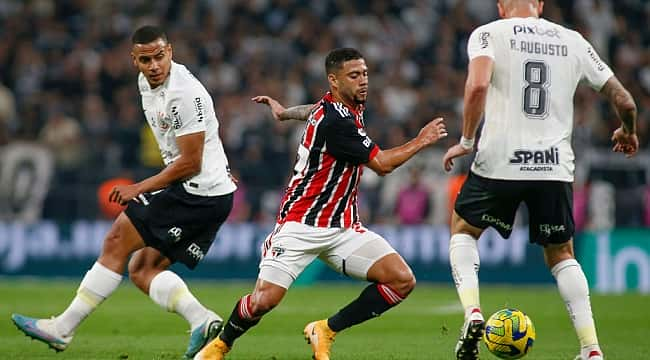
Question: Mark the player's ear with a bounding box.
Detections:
[538,1,544,16]
[327,73,337,89]
[131,51,137,68]
[166,43,173,59]
[497,1,506,19]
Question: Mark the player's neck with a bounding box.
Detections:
[331,91,359,112]
[506,8,539,18]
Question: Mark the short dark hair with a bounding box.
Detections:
[131,25,168,45]
[325,48,364,74]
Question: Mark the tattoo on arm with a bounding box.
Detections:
[280,104,314,121]
[601,76,637,133]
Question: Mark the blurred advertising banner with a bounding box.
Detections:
[0,143,53,222]
[0,221,551,283]
[578,229,650,294]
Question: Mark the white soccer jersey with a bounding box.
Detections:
[138,61,236,196]
[467,17,614,182]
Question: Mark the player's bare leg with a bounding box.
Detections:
[449,211,485,360]
[544,241,603,360]
[194,278,287,360]
[129,248,223,358]
[12,213,143,351]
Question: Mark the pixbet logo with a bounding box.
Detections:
[513,25,560,38]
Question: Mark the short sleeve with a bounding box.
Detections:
[167,95,207,137]
[467,25,495,60]
[578,35,614,90]
[322,105,379,165]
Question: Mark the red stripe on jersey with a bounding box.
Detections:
[342,166,363,227]
[303,107,324,148]
[316,164,354,227]
[282,153,336,223]
[369,144,380,161]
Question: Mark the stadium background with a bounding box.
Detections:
[0,0,648,292]
[0,1,649,359]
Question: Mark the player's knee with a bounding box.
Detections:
[249,285,284,317]
[249,294,279,317]
[128,266,147,291]
[543,241,574,268]
[99,231,131,266]
[388,269,416,297]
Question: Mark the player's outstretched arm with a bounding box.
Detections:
[366,117,447,176]
[600,76,639,157]
[252,95,313,122]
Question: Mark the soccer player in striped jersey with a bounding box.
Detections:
[193,48,447,360]
[442,1,638,360]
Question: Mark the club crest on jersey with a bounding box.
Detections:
[157,111,170,130]
[271,246,285,258]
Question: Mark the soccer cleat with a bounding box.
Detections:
[11,314,73,352]
[455,309,485,360]
[185,311,224,359]
[574,345,604,360]
[303,320,337,360]
[193,337,230,360]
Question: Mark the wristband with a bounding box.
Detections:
[460,136,475,150]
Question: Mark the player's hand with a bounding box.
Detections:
[443,144,473,172]
[109,183,141,205]
[611,126,639,158]
[417,117,447,146]
[252,95,286,121]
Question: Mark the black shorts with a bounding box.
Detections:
[454,172,574,246]
[124,183,233,269]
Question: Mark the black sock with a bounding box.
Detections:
[327,283,405,332]
[219,294,261,347]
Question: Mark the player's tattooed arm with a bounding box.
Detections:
[252,95,313,122]
[601,76,637,134]
[601,76,639,157]
[279,104,314,121]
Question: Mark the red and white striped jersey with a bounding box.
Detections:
[277,92,379,228]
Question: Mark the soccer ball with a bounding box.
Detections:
[483,308,535,359]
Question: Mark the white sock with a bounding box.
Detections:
[149,271,209,330]
[56,262,122,336]
[551,259,599,347]
[449,233,481,317]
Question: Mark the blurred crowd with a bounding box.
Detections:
[0,0,648,228]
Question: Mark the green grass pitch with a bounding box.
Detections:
[1,280,647,359]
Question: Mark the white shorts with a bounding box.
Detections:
[258,221,397,289]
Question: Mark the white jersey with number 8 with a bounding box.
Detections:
[467,17,613,182]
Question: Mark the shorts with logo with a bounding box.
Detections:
[258,221,397,289]
[454,171,574,246]
[124,183,233,269]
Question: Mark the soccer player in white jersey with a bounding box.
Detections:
[442,1,639,360]
[12,26,237,358]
